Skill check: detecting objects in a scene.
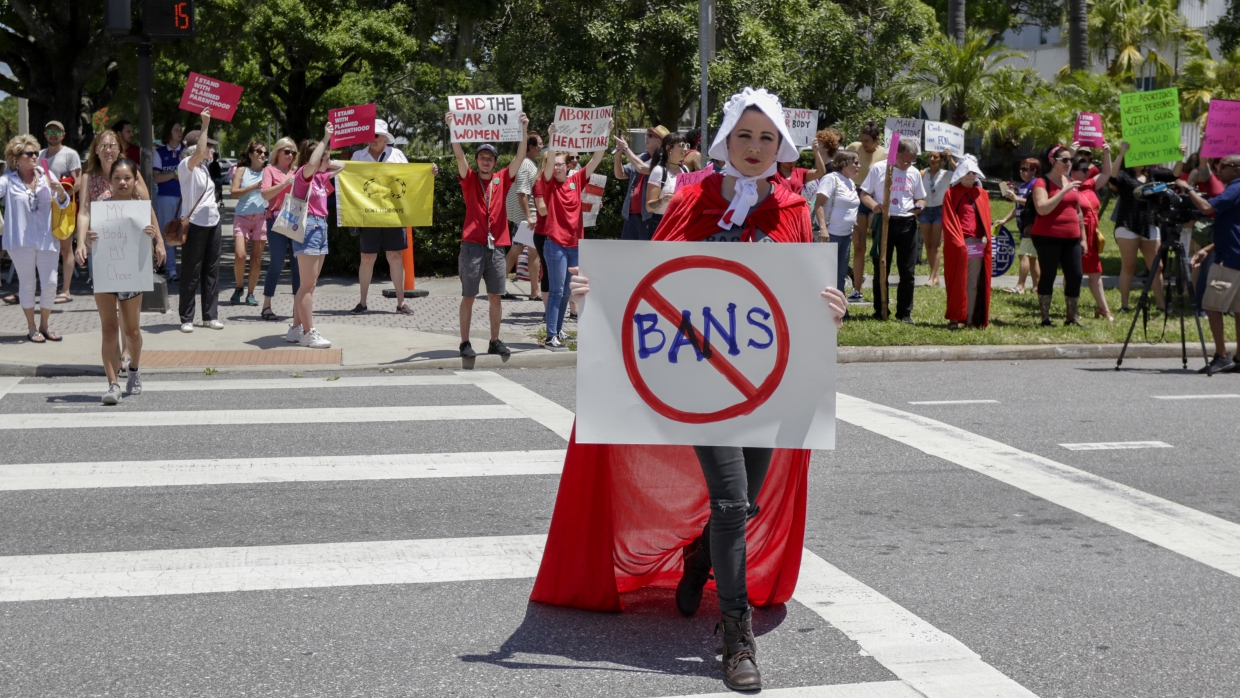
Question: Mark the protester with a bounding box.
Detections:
[994,158,1041,294]
[682,128,703,172]
[113,119,140,163]
[770,139,827,197]
[1110,142,1166,311]
[177,110,224,333]
[445,110,531,358]
[813,150,862,301]
[942,156,992,329]
[229,141,269,306]
[348,119,421,313]
[845,121,887,300]
[504,131,543,302]
[920,149,956,287]
[645,132,689,229]
[816,128,843,173]
[1030,145,1086,326]
[287,126,346,349]
[532,162,550,306]
[152,120,185,281]
[1073,145,1115,321]
[38,120,82,304]
[1178,154,1240,372]
[541,141,609,348]
[542,88,848,693]
[614,125,667,240]
[859,138,925,323]
[259,137,300,322]
[76,158,164,404]
[2,134,71,343]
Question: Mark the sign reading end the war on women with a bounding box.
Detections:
[329,103,377,149]
[1201,99,1240,158]
[575,240,837,449]
[783,108,819,150]
[336,163,434,228]
[178,72,243,122]
[1119,87,1182,168]
[549,105,613,152]
[448,94,523,143]
[89,201,154,294]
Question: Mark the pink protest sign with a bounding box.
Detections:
[178,72,243,122]
[886,133,900,165]
[675,162,715,189]
[329,103,377,149]
[1202,99,1240,158]
[1074,112,1105,148]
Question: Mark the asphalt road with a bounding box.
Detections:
[0,359,1237,697]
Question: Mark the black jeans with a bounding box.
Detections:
[693,446,774,613]
[1031,235,1083,298]
[179,222,221,323]
[870,214,919,319]
[533,233,549,293]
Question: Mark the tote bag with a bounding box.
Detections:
[271,187,309,243]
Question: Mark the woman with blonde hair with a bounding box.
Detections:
[284,125,346,349]
[259,136,300,321]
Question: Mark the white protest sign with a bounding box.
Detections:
[89,201,153,294]
[581,173,607,227]
[783,108,819,150]
[448,94,523,143]
[884,118,923,149]
[550,105,612,152]
[923,120,965,156]
[576,240,837,449]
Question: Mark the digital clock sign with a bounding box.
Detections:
[143,0,194,39]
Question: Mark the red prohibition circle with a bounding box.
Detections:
[621,256,790,424]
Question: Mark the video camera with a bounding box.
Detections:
[1133,182,1199,227]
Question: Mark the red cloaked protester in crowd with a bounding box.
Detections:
[941,155,993,328]
[531,88,848,693]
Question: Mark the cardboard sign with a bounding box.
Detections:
[783,108,819,150]
[884,118,923,149]
[550,105,612,152]
[924,121,964,156]
[1074,112,1106,148]
[1201,99,1240,158]
[178,72,243,122]
[576,240,837,449]
[89,201,154,294]
[448,94,523,143]
[335,163,434,227]
[581,173,607,227]
[1119,87,1181,167]
[329,103,377,149]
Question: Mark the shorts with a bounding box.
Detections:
[459,241,507,297]
[1201,262,1240,314]
[1018,236,1038,257]
[233,214,268,241]
[359,227,408,254]
[918,205,943,225]
[1115,225,1160,242]
[511,220,536,248]
[858,202,873,217]
[292,214,329,256]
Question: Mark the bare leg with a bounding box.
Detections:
[1208,310,1227,356]
[527,251,542,300]
[489,293,503,341]
[1088,272,1111,318]
[851,214,870,292]
[387,250,405,308]
[118,295,144,365]
[59,238,74,296]
[359,252,377,305]
[459,296,475,343]
[924,222,943,285]
[295,255,324,331]
[247,239,265,295]
[1116,236,1139,309]
[1015,254,1031,292]
[22,306,36,335]
[1031,256,1040,289]
[1140,239,1164,309]
[233,236,247,288]
[504,244,522,275]
[95,293,121,385]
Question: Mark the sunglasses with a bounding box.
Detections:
[281,148,295,155]
[19,151,39,158]
[1220,163,1240,170]
[1056,157,1072,162]
[45,130,63,136]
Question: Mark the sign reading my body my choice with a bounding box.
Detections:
[449,94,523,143]
[89,201,154,294]
[329,103,377,149]
[1120,87,1182,167]
[549,105,613,152]
[178,72,243,122]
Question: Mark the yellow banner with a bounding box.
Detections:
[336,162,434,227]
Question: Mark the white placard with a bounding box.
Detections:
[783,108,819,150]
[549,105,612,152]
[581,173,607,228]
[576,240,837,449]
[89,201,153,294]
[923,120,965,156]
[448,94,523,143]
[884,118,924,148]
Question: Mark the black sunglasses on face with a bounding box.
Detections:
[20,151,38,158]
[1056,157,1072,162]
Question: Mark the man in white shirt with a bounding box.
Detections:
[860,139,926,323]
[349,119,417,315]
[38,120,82,304]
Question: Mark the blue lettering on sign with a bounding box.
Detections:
[668,311,706,363]
[702,303,741,357]
[747,308,774,349]
[632,304,774,362]
[633,313,666,358]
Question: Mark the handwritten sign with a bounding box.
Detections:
[1202,99,1240,158]
[924,121,964,156]
[884,118,923,149]
[329,103,377,149]
[1074,112,1106,148]
[581,173,607,227]
[783,108,819,150]
[90,201,153,294]
[449,94,523,143]
[178,72,243,122]
[550,105,612,152]
[1119,87,1181,167]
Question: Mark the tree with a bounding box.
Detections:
[947,0,966,43]
[1215,0,1240,54]
[1068,0,1089,72]
[922,0,1063,43]
[1180,41,1240,120]
[887,29,1030,128]
[1087,0,1199,84]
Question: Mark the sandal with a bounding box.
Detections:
[260,307,279,321]
[40,328,62,342]
[54,293,72,304]
[2,294,17,305]
[26,330,45,343]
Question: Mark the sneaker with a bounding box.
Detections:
[395,304,414,315]
[230,288,244,305]
[180,323,194,333]
[101,383,122,405]
[349,303,368,315]
[285,324,304,343]
[500,292,520,301]
[546,336,565,350]
[205,319,224,330]
[1203,354,1237,374]
[488,338,511,356]
[460,341,477,358]
[899,316,914,325]
[847,290,864,303]
[557,329,569,341]
[245,293,258,306]
[125,370,142,396]
[299,327,331,349]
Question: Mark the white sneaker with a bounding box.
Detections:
[285,324,303,343]
[205,319,224,330]
[180,323,194,333]
[299,327,331,349]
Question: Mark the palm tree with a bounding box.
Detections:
[887,29,1029,128]
[948,0,966,44]
[1179,41,1240,121]
[1086,0,1199,83]
[1068,0,1089,72]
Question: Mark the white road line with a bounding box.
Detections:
[648,681,923,698]
[0,377,21,400]
[456,370,575,440]
[837,393,1240,579]
[6,375,469,395]
[907,400,999,405]
[1152,394,1240,400]
[0,404,523,430]
[1059,441,1173,451]
[795,550,1036,698]
[0,449,567,491]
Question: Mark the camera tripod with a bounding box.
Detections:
[1115,224,1213,374]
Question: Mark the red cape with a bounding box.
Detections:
[530,173,813,612]
[941,184,993,326]
[770,167,810,197]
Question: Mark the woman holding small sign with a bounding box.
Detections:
[286,125,347,349]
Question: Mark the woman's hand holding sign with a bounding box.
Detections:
[821,286,847,328]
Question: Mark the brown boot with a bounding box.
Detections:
[675,533,712,617]
[716,608,761,691]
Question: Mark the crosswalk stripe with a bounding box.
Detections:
[1151,393,1240,400]
[457,371,575,440]
[908,400,999,405]
[6,375,470,394]
[0,449,567,491]
[837,393,1240,579]
[1059,441,1173,451]
[0,404,523,430]
[647,681,923,698]
[0,377,20,400]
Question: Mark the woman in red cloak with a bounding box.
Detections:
[530,88,848,692]
[941,156,994,329]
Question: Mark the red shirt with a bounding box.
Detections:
[629,174,645,214]
[957,195,979,237]
[532,178,547,236]
[459,168,514,246]
[1031,177,1082,239]
[543,169,589,248]
[1079,178,1100,233]
[125,144,140,163]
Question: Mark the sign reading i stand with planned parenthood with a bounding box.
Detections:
[448,95,523,142]
[575,240,838,449]
[1120,87,1182,167]
[549,105,612,152]
[329,103,376,149]
[177,72,243,122]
